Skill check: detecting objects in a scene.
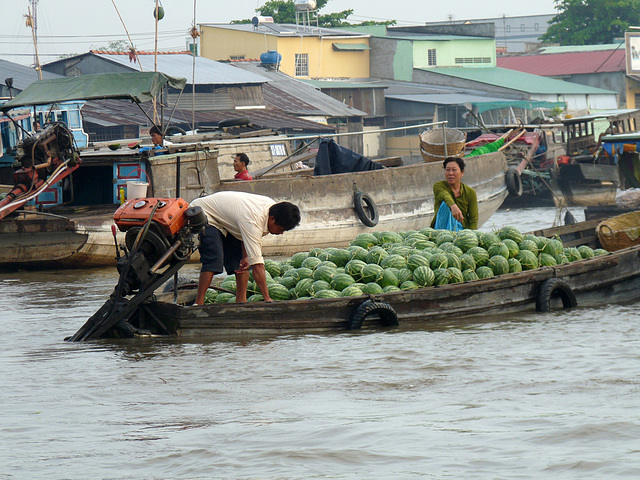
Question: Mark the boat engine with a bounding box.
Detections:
[68,197,207,341]
[0,122,80,220]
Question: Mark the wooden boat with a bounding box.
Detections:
[115,216,640,339]
[0,73,511,269]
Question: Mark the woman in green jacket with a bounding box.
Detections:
[430,156,478,230]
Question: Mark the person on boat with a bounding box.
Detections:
[233,153,253,180]
[190,191,301,305]
[149,125,172,147]
[430,156,478,230]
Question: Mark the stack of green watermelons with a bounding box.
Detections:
[207,226,609,302]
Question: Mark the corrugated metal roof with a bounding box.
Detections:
[332,43,370,51]
[386,93,524,105]
[537,44,622,54]
[304,79,387,89]
[385,33,491,41]
[232,62,366,117]
[497,49,626,76]
[200,23,370,39]
[0,59,63,91]
[424,67,617,95]
[91,52,269,86]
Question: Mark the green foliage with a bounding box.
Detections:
[541,0,640,45]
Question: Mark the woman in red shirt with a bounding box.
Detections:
[233,153,253,181]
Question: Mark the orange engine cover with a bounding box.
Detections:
[113,197,189,236]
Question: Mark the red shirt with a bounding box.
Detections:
[234,170,253,181]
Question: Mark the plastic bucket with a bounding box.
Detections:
[126,181,149,199]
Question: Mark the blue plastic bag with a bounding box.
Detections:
[434,201,463,232]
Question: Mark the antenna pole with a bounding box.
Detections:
[25,2,42,80]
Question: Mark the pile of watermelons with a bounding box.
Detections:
[203,226,609,304]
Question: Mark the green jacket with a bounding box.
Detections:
[430,180,478,230]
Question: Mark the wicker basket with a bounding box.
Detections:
[419,128,466,163]
[596,211,640,251]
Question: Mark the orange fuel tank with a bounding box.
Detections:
[113,197,189,236]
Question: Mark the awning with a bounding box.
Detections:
[0,112,30,123]
[474,100,565,114]
[332,43,370,51]
[1,72,187,112]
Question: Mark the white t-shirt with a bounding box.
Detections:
[190,191,275,266]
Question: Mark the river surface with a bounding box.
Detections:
[2,207,640,479]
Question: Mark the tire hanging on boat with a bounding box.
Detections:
[535,278,577,312]
[353,191,379,227]
[505,167,523,197]
[347,299,398,330]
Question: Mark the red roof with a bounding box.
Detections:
[497,49,626,76]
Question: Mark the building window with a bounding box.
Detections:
[427,48,437,66]
[454,57,491,64]
[230,55,245,60]
[295,53,309,77]
[520,24,525,32]
[534,23,539,31]
[506,25,511,32]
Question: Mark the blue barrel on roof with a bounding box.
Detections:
[260,51,282,65]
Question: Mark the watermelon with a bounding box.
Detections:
[593,248,608,256]
[331,273,356,292]
[488,255,509,275]
[463,269,479,282]
[419,227,438,241]
[345,259,368,281]
[407,253,432,271]
[439,242,464,257]
[295,278,315,298]
[396,268,413,284]
[433,268,451,286]
[381,254,407,270]
[227,296,237,303]
[268,283,290,301]
[318,260,338,270]
[479,231,501,250]
[448,267,464,284]
[313,265,336,283]
[554,253,569,264]
[301,256,323,270]
[279,275,297,290]
[215,292,235,303]
[518,239,539,255]
[542,238,564,257]
[351,233,378,249]
[564,247,582,262]
[388,245,413,258]
[288,287,298,299]
[308,247,323,257]
[382,285,402,293]
[283,269,301,284]
[515,249,539,270]
[378,269,399,288]
[248,294,264,302]
[366,246,389,265]
[329,249,352,267]
[346,245,369,262]
[445,252,462,270]
[459,253,477,272]
[539,253,558,266]
[475,266,495,279]
[454,230,479,252]
[487,242,510,259]
[502,238,519,258]
[436,231,455,245]
[316,250,331,261]
[204,289,218,304]
[405,232,429,243]
[577,245,595,259]
[341,285,364,297]
[498,226,524,244]
[466,246,490,267]
[310,280,332,295]
[296,267,314,280]
[361,264,384,283]
[378,231,404,244]
[361,282,384,294]
[291,252,309,268]
[429,252,449,270]
[220,276,237,291]
[400,280,420,290]
[413,265,435,287]
[315,289,341,298]
[264,259,282,278]
[508,258,522,273]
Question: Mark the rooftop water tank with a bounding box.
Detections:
[260,51,282,65]
[294,0,317,11]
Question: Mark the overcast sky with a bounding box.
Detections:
[0,0,557,67]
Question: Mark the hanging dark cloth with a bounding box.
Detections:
[314,138,385,176]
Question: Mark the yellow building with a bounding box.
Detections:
[199,23,371,80]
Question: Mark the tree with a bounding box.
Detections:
[233,0,394,28]
[541,0,640,45]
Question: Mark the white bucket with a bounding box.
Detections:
[126,181,149,199]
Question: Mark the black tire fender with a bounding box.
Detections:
[165,125,187,136]
[505,167,523,198]
[217,116,251,128]
[163,276,197,293]
[535,278,577,312]
[353,191,379,227]
[347,299,398,330]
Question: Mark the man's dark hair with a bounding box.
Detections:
[235,152,250,166]
[443,156,465,172]
[150,125,163,136]
[269,202,300,230]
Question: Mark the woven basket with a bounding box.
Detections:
[419,128,466,163]
[596,211,640,251]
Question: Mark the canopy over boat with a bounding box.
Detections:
[1,72,186,112]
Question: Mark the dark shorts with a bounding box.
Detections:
[198,225,243,274]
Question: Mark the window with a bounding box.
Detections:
[454,57,491,64]
[534,23,539,31]
[230,55,245,60]
[506,25,511,32]
[295,53,309,77]
[520,24,525,32]
[427,48,437,67]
